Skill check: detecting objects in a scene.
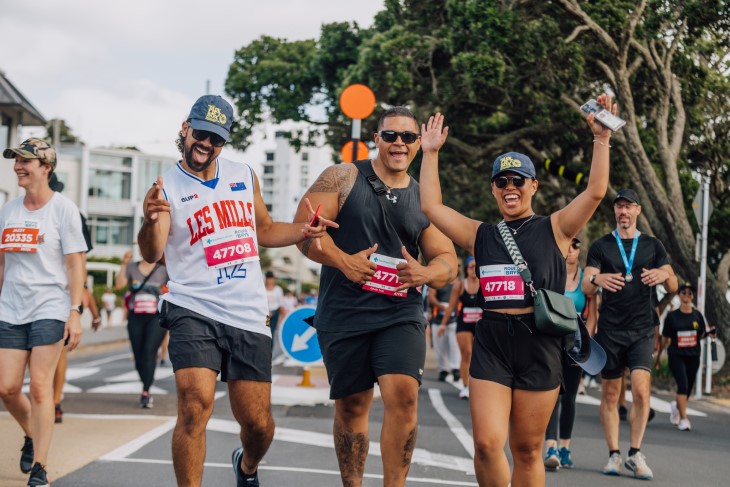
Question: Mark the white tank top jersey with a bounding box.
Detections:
[160,158,269,336]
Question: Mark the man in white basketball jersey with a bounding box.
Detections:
[138,95,333,487]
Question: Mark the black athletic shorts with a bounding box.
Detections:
[317,322,426,400]
[595,327,654,379]
[456,321,476,334]
[162,301,272,383]
[470,311,563,390]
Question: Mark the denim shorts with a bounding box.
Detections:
[0,320,65,350]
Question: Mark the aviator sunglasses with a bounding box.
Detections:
[191,128,226,147]
[493,175,527,189]
[378,130,420,144]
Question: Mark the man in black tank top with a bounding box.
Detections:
[583,189,677,480]
[294,106,457,486]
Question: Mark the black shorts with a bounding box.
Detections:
[456,320,476,334]
[595,327,654,379]
[469,311,562,391]
[162,301,272,383]
[0,320,65,350]
[317,322,426,400]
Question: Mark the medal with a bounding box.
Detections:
[613,229,640,283]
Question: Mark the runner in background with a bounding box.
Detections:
[430,278,460,382]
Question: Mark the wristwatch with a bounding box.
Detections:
[70,304,83,314]
[589,274,598,286]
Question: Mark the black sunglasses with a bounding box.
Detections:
[679,289,694,295]
[378,130,419,144]
[493,175,527,189]
[191,129,226,147]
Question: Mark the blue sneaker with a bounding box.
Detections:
[20,436,33,474]
[232,447,260,486]
[544,446,560,469]
[559,447,574,469]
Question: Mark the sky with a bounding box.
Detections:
[0,0,384,166]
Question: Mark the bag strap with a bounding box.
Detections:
[354,160,414,254]
[129,263,161,296]
[496,221,537,297]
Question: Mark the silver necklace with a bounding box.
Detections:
[382,181,399,203]
[505,214,535,235]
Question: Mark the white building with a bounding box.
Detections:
[260,131,334,285]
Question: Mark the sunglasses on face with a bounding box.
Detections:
[378,130,420,144]
[493,175,527,189]
[191,129,226,147]
[680,289,693,295]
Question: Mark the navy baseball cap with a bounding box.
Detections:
[491,152,537,180]
[613,188,641,205]
[188,95,234,142]
[566,318,607,376]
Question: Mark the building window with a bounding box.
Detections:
[88,170,131,200]
[300,165,309,176]
[138,158,175,201]
[301,178,309,188]
[89,216,134,246]
[263,165,274,174]
[265,204,272,212]
[266,152,275,161]
[302,152,309,161]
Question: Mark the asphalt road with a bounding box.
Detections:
[2,340,729,486]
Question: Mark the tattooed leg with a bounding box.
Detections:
[378,374,420,487]
[334,391,373,486]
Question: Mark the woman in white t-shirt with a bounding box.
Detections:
[0,139,87,485]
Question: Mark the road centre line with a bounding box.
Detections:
[428,388,475,458]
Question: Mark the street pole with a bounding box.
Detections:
[351,119,362,163]
[695,175,711,398]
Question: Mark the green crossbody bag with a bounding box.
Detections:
[497,221,578,337]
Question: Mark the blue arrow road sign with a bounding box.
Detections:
[279,306,322,364]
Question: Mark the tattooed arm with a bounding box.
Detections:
[294,164,377,284]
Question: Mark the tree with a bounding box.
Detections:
[45,118,83,145]
[225,0,730,348]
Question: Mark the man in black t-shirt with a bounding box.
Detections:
[583,189,677,480]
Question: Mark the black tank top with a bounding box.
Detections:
[314,160,430,331]
[432,283,455,323]
[457,278,483,326]
[474,215,565,309]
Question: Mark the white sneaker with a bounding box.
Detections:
[670,400,679,425]
[602,452,622,475]
[458,387,469,399]
[625,452,654,480]
[678,418,692,431]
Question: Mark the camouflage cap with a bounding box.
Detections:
[3,138,57,169]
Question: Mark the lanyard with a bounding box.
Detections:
[613,229,640,282]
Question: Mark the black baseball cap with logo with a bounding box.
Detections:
[613,188,641,205]
[188,95,234,142]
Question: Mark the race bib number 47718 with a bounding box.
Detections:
[362,252,407,298]
[479,264,524,302]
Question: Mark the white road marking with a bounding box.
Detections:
[100,418,176,461]
[87,382,168,394]
[428,389,474,458]
[74,353,133,368]
[104,368,175,383]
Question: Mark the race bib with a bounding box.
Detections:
[677,330,697,348]
[479,264,524,302]
[1,220,40,253]
[462,307,483,323]
[202,227,259,269]
[362,252,407,298]
[133,294,158,314]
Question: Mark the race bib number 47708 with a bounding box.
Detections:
[479,264,524,302]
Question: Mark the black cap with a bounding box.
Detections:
[679,281,696,293]
[265,271,275,278]
[613,189,640,205]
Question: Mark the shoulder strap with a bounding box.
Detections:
[130,263,161,295]
[354,160,413,251]
[496,221,536,296]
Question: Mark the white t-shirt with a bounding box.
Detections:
[266,285,283,314]
[0,192,88,324]
[161,158,269,336]
[102,292,117,311]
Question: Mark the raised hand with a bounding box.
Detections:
[301,198,339,251]
[143,176,171,224]
[420,113,449,154]
[586,93,618,139]
[396,246,429,291]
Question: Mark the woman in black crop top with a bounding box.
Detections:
[419,94,617,486]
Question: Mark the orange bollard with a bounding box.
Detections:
[298,366,315,387]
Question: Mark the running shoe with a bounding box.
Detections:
[55,403,63,424]
[543,446,560,469]
[27,462,49,487]
[140,392,153,409]
[618,405,628,421]
[232,447,260,486]
[625,452,654,480]
[20,436,34,474]
[452,369,461,383]
[670,401,679,425]
[602,452,622,475]
[458,387,469,400]
[678,418,692,431]
[438,370,448,382]
[559,447,574,469]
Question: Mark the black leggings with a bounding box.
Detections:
[127,312,167,392]
[668,353,701,396]
[545,358,583,441]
